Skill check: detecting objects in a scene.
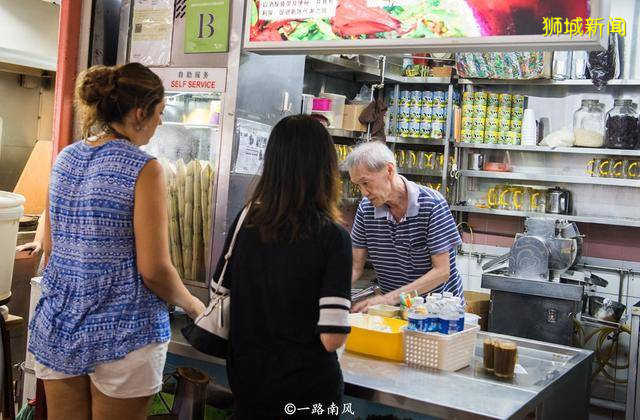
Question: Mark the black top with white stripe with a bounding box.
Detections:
[219,213,352,406]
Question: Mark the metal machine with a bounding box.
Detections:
[481,217,607,346]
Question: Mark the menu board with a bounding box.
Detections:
[244,0,605,53]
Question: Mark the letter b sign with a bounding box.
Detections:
[198,13,215,38]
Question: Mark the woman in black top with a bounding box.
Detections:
[218,115,352,418]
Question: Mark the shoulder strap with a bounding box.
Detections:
[212,204,251,293]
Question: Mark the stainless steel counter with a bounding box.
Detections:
[169,316,593,419]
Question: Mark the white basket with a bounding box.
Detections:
[403,324,480,371]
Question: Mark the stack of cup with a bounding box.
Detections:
[521,109,537,146]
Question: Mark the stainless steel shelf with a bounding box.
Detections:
[327,128,366,139]
[459,170,640,188]
[450,205,640,228]
[307,55,451,84]
[458,78,640,86]
[398,168,443,177]
[387,136,446,146]
[455,142,640,157]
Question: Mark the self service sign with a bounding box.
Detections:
[185,0,230,53]
[151,67,227,93]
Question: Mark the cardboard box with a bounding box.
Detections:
[430,66,454,77]
[342,104,367,132]
[464,291,490,331]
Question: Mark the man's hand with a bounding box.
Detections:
[351,294,395,313]
[16,241,42,255]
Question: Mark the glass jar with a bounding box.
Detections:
[573,99,604,147]
[605,99,639,149]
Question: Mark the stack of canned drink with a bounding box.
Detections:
[389,90,448,139]
[460,90,526,145]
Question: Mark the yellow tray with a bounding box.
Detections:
[345,314,407,362]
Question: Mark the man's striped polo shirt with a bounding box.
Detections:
[351,176,463,298]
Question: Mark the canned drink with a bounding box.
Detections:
[409,120,421,137]
[421,104,433,118]
[509,131,521,145]
[462,117,474,131]
[397,119,410,137]
[462,91,474,103]
[462,105,474,118]
[472,117,486,131]
[499,93,512,107]
[485,118,498,132]
[410,90,423,107]
[510,119,522,131]
[431,120,444,139]
[498,107,511,120]
[499,118,511,132]
[433,91,447,107]
[420,112,433,124]
[473,129,485,143]
[399,90,411,106]
[486,106,499,119]
[419,121,432,138]
[452,91,460,104]
[433,105,446,120]
[498,131,510,144]
[422,90,434,104]
[399,105,412,119]
[474,91,488,104]
[512,94,526,108]
[461,129,472,142]
[484,131,498,144]
[474,104,487,118]
[487,93,500,107]
[410,105,422,119]
[511,107,524,120]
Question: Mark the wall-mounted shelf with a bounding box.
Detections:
[459,170,640,188]
[455,142,640,157]
[450,205,640,228]
[458,78,640,86]
[328,128,366,140]
[398,168,443,177]
[388,136,447,146]
[307,55,452,84]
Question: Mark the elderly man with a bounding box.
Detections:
[342,141,463,313]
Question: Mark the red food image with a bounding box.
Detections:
[464,0,589,36]
[331,0,401,37]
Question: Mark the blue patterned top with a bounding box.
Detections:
[28,139,171,375]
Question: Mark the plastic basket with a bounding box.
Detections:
[403,324,480,371]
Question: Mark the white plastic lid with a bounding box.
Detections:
[443,292,454,298]
[431,293,443,299]
[0,191,25,221]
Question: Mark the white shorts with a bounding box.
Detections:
[35,341,169,398]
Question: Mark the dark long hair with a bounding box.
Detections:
[247,115,341,244]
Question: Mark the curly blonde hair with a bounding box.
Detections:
[75,63,164,138]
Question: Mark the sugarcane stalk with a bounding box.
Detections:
[191,160,203,282]
[183,160,195,281]
[168,183,184,277]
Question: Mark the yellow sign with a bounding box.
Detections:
[543,17,623,37]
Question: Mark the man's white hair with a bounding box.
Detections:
[340,140,396,172]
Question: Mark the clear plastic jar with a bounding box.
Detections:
[605,99,639,149]
[573,99,604,147]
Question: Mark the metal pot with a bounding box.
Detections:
[546,187,572,215]
[584,295,626,323]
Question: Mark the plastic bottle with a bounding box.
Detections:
[439,299,458,334]
[425,296,440,332]
[450,296,465,332]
